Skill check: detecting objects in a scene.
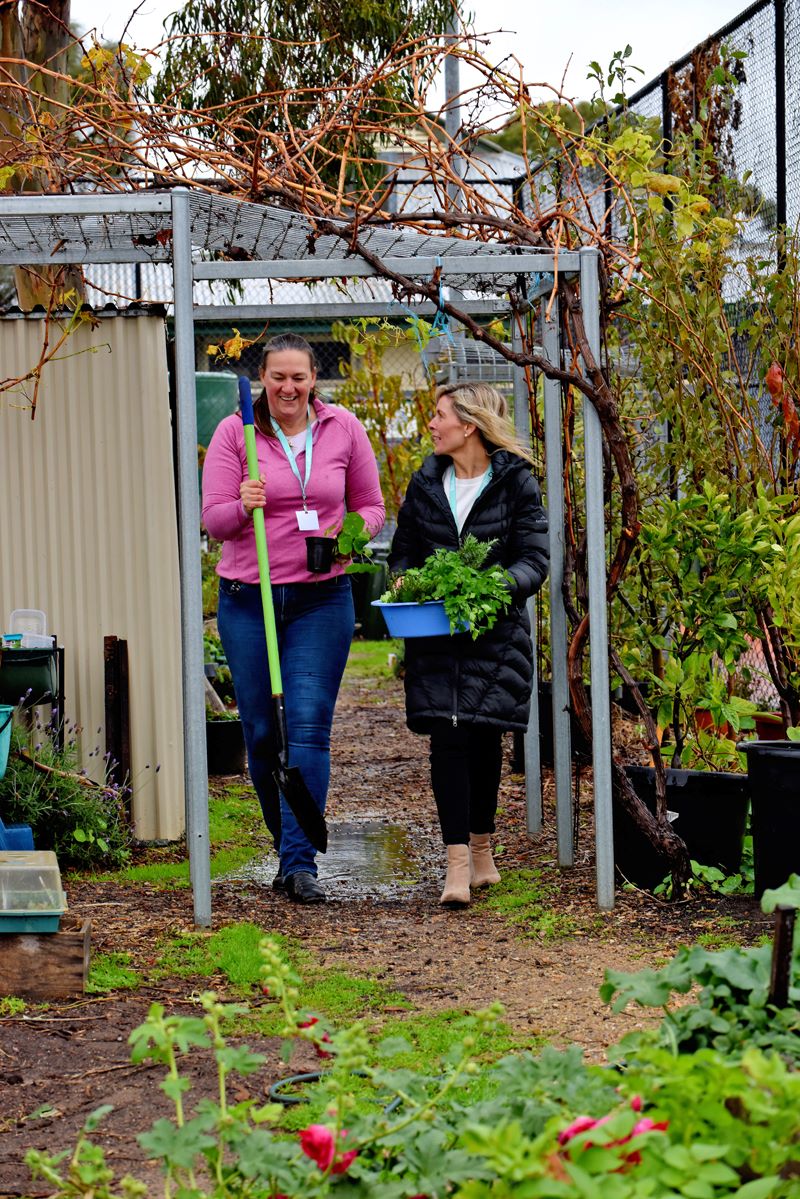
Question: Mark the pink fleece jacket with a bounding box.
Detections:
[201,398,385,585]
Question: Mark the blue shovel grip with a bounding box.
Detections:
[238,375,254,426]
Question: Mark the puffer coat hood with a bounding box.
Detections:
[388,451,549,732]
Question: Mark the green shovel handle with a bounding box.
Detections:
[239,377,282,695]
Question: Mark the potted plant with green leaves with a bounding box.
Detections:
[374,535,513,639]
[204,634,246,775]
[612,484,766,888]
[205,703,246,776]
[306,511,380,575]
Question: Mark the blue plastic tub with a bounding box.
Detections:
[0,705,12,781]
[371,600,457,638]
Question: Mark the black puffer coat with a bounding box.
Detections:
[388,451,549,733]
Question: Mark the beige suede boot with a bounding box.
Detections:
[469,833,501,887]
[439,844,471,906]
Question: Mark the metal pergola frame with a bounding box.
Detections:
[0,188,614,922]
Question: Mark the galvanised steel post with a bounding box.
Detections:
[511,320,542,833]
[542,295,574,865]
[579,247,614,910]
[776,0,786,268]
[171,188,212,927]
[444,14,463,209]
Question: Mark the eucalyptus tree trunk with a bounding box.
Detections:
[0,0,84,309]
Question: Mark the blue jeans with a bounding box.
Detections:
[217,575,354,879]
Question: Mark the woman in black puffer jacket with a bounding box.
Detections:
[388,381,549,907]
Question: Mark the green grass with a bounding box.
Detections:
[344,639,401,681]
[87,951,141,992]
[143,923,410,1031]
[479,868,580,939]
[276,1006,541,1130]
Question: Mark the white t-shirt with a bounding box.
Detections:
[443,464,492,533]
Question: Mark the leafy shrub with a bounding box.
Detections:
[0,714,131,868]
[603,876,800,1064]
[202,542,222,619]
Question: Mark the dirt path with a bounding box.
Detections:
[0,666,768,1196]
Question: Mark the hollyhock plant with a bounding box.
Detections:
[557,1095,668,1170]
[298,1015,333,1059]
[299,1124,358,1175]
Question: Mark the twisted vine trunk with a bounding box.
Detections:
[560,277,691,892]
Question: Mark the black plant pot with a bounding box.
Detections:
[616,765,750,891]
[306,536,337,574]
[741,740,800,897]
[206,718,247,776]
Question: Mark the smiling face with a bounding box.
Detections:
[429,394,471,456]
[259,348,317,432]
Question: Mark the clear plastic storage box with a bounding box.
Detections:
[0,849,67,932]
[8,609,47,637]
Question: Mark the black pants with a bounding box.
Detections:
[429,721,504,845]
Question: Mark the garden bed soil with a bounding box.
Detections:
[0,665,769,1197]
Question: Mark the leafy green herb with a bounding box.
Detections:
[381,535,513,639]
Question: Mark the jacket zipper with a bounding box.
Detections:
[452,658,460,727]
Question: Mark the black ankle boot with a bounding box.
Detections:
[285,872,326,904]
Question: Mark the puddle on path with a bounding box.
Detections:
[222,819,421,900]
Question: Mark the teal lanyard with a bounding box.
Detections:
[270,413,313,511]
[448,465,492,524]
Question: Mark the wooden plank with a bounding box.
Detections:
[0,917,90,999]
[104,636,131,801]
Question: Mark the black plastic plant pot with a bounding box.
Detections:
[206,718,247,776]
[741,740,800,898]
[615,765,750,891]
[305,536,337,574]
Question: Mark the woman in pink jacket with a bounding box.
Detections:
[202,333,385,903]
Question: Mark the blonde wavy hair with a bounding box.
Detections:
[436,381,534,464]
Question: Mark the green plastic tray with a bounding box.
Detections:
[0,910,63,933]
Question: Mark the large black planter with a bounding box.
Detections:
[615,765,750,891]
[206,718,247,776]
[741,740,800,897]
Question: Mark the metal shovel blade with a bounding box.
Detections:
[271,693,328,853]
[273,761,328,853]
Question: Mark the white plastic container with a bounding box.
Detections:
[8,609,47,637]
[20,633,55,649]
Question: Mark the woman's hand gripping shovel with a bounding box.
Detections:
[238,376,328,853]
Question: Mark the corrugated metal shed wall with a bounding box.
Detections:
[0,313,184,840]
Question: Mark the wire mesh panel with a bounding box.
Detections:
[431,333,515,384]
